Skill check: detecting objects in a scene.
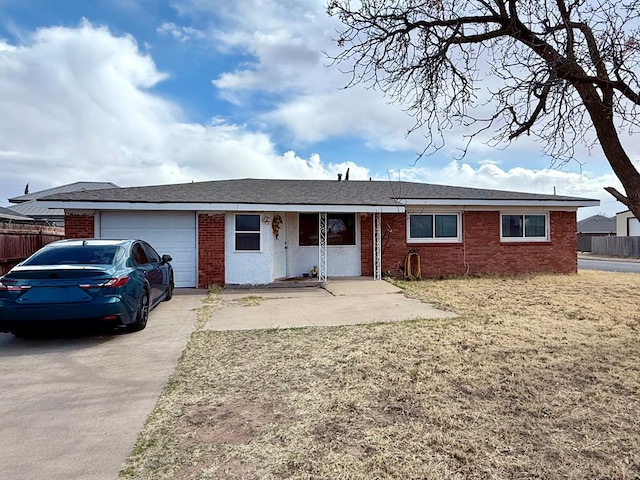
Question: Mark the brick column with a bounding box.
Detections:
[198,213,225,288]
[360,213,373,276]
[64,211,95,238]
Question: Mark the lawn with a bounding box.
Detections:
[121,271,640,480]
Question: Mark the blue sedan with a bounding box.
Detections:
[0,239,174,336]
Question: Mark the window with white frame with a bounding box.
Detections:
[407,213,460,242]
[235,214,261,251]
[501,213,548,241]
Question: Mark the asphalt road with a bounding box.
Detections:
[578,257,640,273]
[0,292,203,480]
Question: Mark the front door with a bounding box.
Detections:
[273,214,287,279]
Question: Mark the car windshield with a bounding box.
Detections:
[22,245,122,266]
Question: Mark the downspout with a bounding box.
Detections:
[462,208,470,275]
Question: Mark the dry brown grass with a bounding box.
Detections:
[121,271,640,480]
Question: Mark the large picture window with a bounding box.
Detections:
[299,213,356,246]
[407,213,460,242]
[235,214,261,251]
[501,213,548,241]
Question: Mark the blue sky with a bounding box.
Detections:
[0,0,632,218]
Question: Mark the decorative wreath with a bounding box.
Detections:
[272,215,283,239]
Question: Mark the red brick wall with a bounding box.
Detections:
[64,212,95,238]
[360,214,373,276]
[360,210,577,278]
[198,213,225,288]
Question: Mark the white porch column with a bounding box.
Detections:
[373,211,382,280]
[318,211,327,282]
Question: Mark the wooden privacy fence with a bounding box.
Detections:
[591,236,640,258]
[0,223,65,275]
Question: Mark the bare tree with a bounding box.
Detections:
[327,0,640,218]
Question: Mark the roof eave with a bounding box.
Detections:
[401,199,600,208]
[40,198,600,212]
[38,201,403,213]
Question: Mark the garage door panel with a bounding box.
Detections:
[630,218,640,236]
[101,212,196,229]
[102,228,193,247]
[100,212,197,287]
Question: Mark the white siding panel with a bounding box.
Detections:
[284,212,361,278]
[629,217,640,236]
[100,211,197,287]
[224,213,272,285]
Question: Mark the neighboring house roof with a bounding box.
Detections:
[577,215,616,234]
[7,181,120,219]
[40,178,598,211]
[8,181,120,204]
[8,200,66,218]
[0,206,37,223]
[616,209,635,216]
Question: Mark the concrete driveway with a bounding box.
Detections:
[207,278,456,331]
[0,291,205,480]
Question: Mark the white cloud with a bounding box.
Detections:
[384,160,626,218]
[0,21,369,200]
[0,14,627,223]
[212,29,322,93]
[0,40,16,52]
[172,0,640,185]
[156,22,206,42]
[263,91,421,151]
[171,0,426,151]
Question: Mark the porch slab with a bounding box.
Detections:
[322,277,404,295]
[207,279,456,331]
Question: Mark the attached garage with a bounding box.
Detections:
[98,211,197,287]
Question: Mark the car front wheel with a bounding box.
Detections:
[164,275,174,301]
[130,289,149,332]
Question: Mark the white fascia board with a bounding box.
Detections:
[38,201,403,213]
[400,199,600,208]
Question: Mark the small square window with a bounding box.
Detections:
[502,215,523,238]
[409,215,433,238]
[408,214,460,242]
[235,214,260,232]
[501,213,548,241]
[435,215,458,238]
[235,214,261,251]
[299,213,319,246]
[525,215,546,237]
[328,214,356,245]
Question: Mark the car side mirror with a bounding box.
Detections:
[161,254,172,264]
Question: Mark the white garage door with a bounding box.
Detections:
[630,217,640,236]
[100,212,197,287]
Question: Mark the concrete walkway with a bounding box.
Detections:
[206,278,456,331]
[0,291,204,480]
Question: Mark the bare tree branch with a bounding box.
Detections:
[604,186,629,204]
[327,0,640,219]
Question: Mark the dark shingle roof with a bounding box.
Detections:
[577,215,616,234]
[40,178,594,206]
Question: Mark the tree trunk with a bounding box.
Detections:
[577,86,640,221]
